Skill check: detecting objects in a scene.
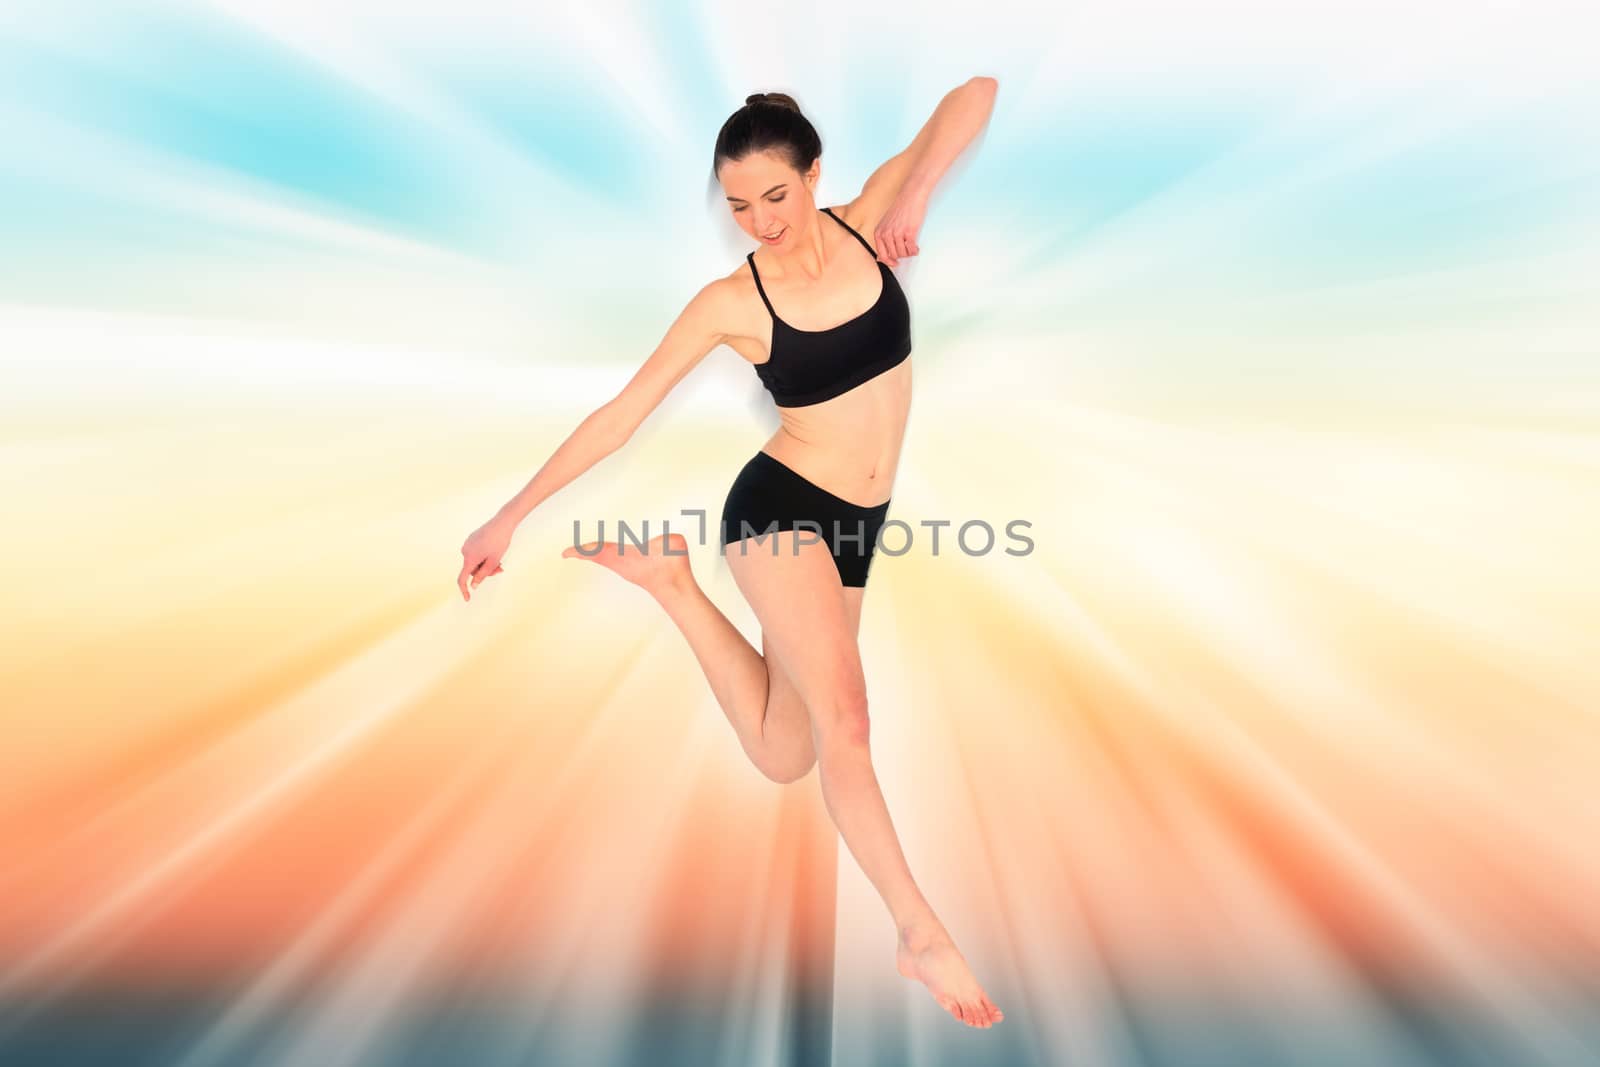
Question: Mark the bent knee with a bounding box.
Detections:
[760,757,816,785]
[751,738,817,784]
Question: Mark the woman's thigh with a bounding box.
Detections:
[763,585,865,717]
[725,532,871,736]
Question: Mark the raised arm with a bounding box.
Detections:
[845,76,999,267]
[457,279,730,600]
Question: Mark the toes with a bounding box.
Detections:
[937,992,1001,1028]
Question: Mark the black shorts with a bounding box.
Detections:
[719,450,892,588]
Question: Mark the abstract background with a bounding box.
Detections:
[3,1,1597,1064]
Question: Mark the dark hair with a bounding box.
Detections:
[712,92,822,180]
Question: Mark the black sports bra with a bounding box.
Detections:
[746,206,912,408]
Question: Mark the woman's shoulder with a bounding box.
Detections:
[715,253,778,315]
[824,201,881,246]
[689,261,766,346]
[712,258,760,302]
[824,201,863,231]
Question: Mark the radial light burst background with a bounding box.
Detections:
[3,1,1598,1065]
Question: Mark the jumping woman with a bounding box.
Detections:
[457,79,1003,1030]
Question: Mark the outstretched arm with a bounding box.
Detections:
[457,279,729,600]
[495,279,729,526]
[848,76,999,266]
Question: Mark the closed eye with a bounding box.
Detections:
[734,195,786,213]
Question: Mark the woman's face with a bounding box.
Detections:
[720,150,820,250]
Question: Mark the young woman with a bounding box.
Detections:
[458,80,1003,1030]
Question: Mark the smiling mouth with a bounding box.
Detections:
[762,227,786,241]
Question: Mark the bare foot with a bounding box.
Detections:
[561,532,692,598]
[896,919,1004,1029]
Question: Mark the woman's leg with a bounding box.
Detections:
[561,532,850,784]
[724,532,1002,1030]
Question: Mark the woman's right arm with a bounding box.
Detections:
[459,278,732,600]
[494,276,732,526]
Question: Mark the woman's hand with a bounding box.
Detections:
[873,187,928,268]
[458,513,515,601]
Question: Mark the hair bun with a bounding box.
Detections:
[745,91,801,114]
[714,92,820,179]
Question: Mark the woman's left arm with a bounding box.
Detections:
[869,76,999,267]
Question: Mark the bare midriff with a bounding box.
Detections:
[760,356,912,509]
